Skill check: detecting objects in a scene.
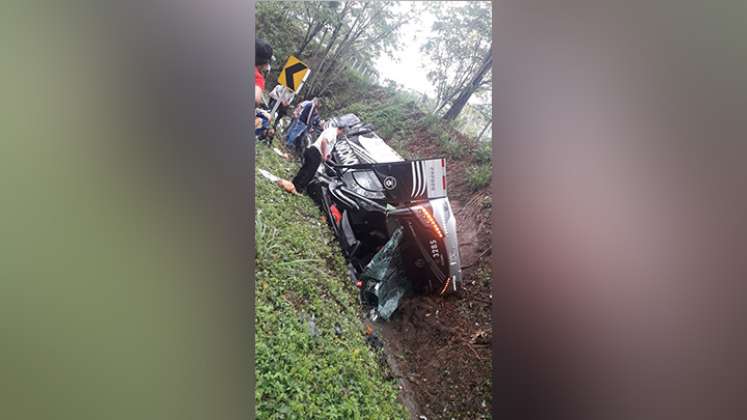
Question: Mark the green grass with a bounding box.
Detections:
[437,133,467,160]
[254,145,407,420]
[474,141,492,164]
[466,163,492,191]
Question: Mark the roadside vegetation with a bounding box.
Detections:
[254,146,407,419]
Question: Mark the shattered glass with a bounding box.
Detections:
[360,226,411,320]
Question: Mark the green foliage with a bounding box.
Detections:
[466,163,492,191]
[421,2,492,112]
[453,101,492,140]
[440,138,466,160]
[475,258,493,288]
[474,141,492,164]
[256,0,415,99]
[256,1,305,74]
[254,146,407,419]
[420,113,440,128]
[257,0,492,159]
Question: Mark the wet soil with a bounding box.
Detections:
[366,124,493,419]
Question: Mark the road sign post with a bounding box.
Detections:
[273,55,310,125]
[278,55,310,93]
[270,99,281,120]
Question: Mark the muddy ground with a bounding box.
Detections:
[364,126,493,420]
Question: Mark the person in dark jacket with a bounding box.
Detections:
[297,98,321,126]
[286,98,321,149]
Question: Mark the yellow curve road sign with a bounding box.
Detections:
[277,55,310,93]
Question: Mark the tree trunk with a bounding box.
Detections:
[304,1,351,99]
[477,117,492,141]
[297,21,324,57]
[311,3,370,97]
[434,94,453,114]
[433,75,469,115]
[443,49,492,121]
[318,58,355,98]
[431,42,482,115]
[315,27,330,55]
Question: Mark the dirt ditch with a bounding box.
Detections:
[363,127,493,420]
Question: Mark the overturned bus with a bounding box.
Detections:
[307,113,462,319]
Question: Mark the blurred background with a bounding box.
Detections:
[492,1,747,419]
[1,1,254,419]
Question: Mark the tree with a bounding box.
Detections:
[471,103,492,141]
[443,46,492,121]
[301,0,353,97]
[297,1,340,57]
[256,1,307,84]
[256,1,414,103]
[477,116,492,141]
[421,1,492,120]
[304,1,414,99]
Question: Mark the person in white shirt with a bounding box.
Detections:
[267,84,294,129]
[285,124,345,194]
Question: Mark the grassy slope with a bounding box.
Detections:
[254,145,407,419]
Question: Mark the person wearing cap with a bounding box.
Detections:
[255,38,273,104]
[277,124,345,195]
